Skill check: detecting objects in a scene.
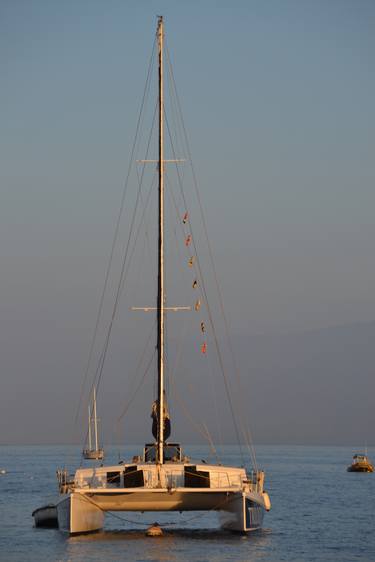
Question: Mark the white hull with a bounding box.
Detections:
[57,488,268,534]
[55,462,270,534]
[219,493,266,532]
[57,493,104,534]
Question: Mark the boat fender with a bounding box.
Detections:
[262,492,271,511]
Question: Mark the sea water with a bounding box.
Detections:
[0,444,374,561]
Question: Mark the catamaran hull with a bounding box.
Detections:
[219,494,266,532]
[57,493,104,534]
[57,488,269,534]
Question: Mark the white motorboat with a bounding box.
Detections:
[347,453,374,473]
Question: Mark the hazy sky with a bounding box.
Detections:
[1,0,374,447]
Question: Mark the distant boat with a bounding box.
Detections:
[347,453,374,473]
[82,386,104,461]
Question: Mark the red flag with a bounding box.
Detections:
[201,342,207,354]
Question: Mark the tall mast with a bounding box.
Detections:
[156,15,165,465]
[88,404,92,450]
[93,386,98,452]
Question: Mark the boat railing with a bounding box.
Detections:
[209,471,243,488]
[57,468,75,494]
[73,467,246,490]
[140,468,243,489]
[247,470,265,493]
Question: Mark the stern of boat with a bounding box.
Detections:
[57,493,104,534]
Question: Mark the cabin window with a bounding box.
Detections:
[106,471,121,487]
[123,466,144,488]
[184,466,210,488]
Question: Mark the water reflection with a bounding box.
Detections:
[64,527,272,562]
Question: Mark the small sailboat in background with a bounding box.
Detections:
[83,387,104,461]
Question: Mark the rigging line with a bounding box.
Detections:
[182,141,258,468]
[77,44,157,441]
[73,34,157,429]
[163,124,229,460]
[161,282,215,453]
[92,169,157,403]
[82,78,157,456]
[168,371,220,460]
[163,107,246,466]
[116,172,157,318]
[165,49,186,173]
[115,100,158,302]
[91,168,154,407]
[89,92,158,408]
[81,346,107,452]
[114,348,156,445]
[128,167,157,313]
[201,422,221,465]
[162,173,187,402]
[157,268,218,462]
[116,318,157,424]
[165,51,256,467]
[204,338,225,456]
[164,173,223,457]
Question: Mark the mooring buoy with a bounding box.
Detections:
[146,523,163,537]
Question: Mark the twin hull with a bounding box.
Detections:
[57,489,266,534]
[56,488,268,534]
[56,462,270,534]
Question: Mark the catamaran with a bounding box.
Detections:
[36,16,271,534]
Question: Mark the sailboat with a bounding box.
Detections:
[83,387,104,461]
[52,17,271,534]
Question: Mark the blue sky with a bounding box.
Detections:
[0,0,374,444]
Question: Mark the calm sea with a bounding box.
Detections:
[0,444,374,561]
